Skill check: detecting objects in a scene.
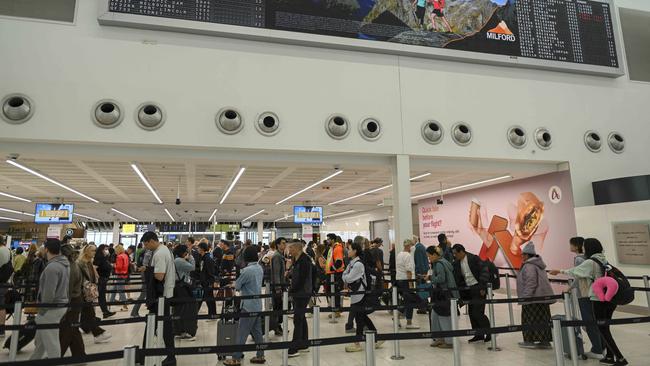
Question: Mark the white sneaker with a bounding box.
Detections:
[180,333,196,342]
[405,324,420,330]
[94,332,112,344]
[585,352,605,360]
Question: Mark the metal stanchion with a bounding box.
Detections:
[264,283,271,342]
[390,285,404,360]
[487,284,500,351]
[123,345,137,366]
[505,273,515,326]
[329,274,338,324]
[144,313,157,366]
[644,275,650,315]
[282,291,289,366]
[8,301,21,362]
[313,306,320,366]
[365,331,376,366]
[552,318,565,366]
[450,298,461,366]
[570,288,581,321]
[156,297,165,366]
[563,293,579,366]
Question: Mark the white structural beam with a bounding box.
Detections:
[391,155,413,254]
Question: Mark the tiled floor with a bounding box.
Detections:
[2,294,649,366]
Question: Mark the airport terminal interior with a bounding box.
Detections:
[1,0,650,366]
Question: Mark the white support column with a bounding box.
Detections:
[112,220,120,244]
[257,219,264,245]
[391,155,413,254]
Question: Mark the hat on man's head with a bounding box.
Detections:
[522,242,536,256]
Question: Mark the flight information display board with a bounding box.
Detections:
[103,0,622,75]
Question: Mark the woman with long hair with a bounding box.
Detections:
[94,244,115,318]
[78,244,112,343]
[109,244,130,312]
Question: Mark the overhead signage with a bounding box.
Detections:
[35,203,74,224]
[212,224,241,232]
[122,224,136,234]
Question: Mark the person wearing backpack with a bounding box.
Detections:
[0,236,13,339]
[551,238,628,365]
[341,240,384,353]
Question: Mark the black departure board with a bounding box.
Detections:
[106,0,620,71]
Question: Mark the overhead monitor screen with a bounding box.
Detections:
[105,0,620,74]
[294,206,323,224]
[34,203,74,224]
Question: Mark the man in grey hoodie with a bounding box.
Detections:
[31,239,70,360]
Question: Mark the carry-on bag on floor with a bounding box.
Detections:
[217,304,239,361]
[552,314,587,360]
[3,318,36,352]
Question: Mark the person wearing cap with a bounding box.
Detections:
[31,239,70,360]
[516,242,555,349]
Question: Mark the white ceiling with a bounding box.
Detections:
[0,151,557,223]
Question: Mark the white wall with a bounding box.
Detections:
[321,207,394,243]
[0,0,649,208]
[575,200,650,309]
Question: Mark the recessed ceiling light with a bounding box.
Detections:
[164,208,175,222]
[75,213,101,221]
[276,170,343,205]
[131,163,163,204]
[323,210,355,219]
[208,208,218,222]
[0,191,31,203]
[0,207,35,217]
[242,209,265,222]
[329,172,431,205]
[111,208,139,221]
[410,175,513,200]
[220,167,246,205]
[0,216,21,222]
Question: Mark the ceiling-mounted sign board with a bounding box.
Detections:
[98,0,623,77]
[612,222,650,265]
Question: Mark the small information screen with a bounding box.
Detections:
[107,0,619,70]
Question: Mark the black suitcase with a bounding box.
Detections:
[217,305,239,361]
[3,319,36,352]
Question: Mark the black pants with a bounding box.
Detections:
[345,307,357,330]
[201,284,216,316]
[467,286,490,336]
[59,297,85,357]
[353,299,376,337]
[80,302,106,337]
[272,291,283,329]
[289,298,309,353]
[415,5,426,25]
[326,273,343,310]
[396,280,420,320]
[137,299,175,364]
[592,301,624,360]
[98,277,110,315]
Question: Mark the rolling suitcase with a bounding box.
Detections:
[552,315,587,360]
[217,305,239,361]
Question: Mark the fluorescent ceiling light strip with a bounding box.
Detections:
[111,208,139,222]
[323,210,355,219]
[220,167,246,205]
[0,207,35,217]
[75,213,101,221]
[410,175,513,200]
[274,214,294,222]
[164,208,175,222]
[6,160,99,203]
[276,170,344,205]
[328,173,431,205]
[131,163,163,204]
[242,209,265,222]
[0,216,21,222]
[208,209,218,222]
[0,191,32,203]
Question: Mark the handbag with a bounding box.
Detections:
[82,280,99,302]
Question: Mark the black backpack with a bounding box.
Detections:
[0,260,13,283]
[483,260,500,290]
[592,258,635,306]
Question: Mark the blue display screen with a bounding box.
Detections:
[34,203,74,224]
[294,206,323,224]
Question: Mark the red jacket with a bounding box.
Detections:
[115,253,130,278]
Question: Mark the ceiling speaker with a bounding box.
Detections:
[451,122,472,146]
[216,107,244,135]
[507,125,527,149]
[607,132,625,154]
[2,94,34,124]
[256,112,280,136]
[325,114,350,140]
[534,127,552,150]
[136,102,165,131]
[421,120,444,145]
[584,130,602,153]
[358,118,382,141]
[92,99,123,129]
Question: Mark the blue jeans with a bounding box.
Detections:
[109,283,127,302]
[233,315,264,360]
[579,298,603,354]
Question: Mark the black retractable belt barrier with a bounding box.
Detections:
[561,316,650,328]
[0,350,124,366]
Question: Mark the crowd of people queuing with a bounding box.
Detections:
[0,232,629,366]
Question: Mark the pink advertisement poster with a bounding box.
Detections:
[418,171,577,270]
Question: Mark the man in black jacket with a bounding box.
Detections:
[197,242,217,317]
[451,244,491,343]
[287,240,312,357]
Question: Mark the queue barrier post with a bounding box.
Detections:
[563,292,579,366]
[390,285,404,360]
[487,284,500,351]
[264,283,271,342]
[156,297,165,366]
[122,345,137,366]
[282,291,289,366]
[144,313,157,366]
[505,273,515,326]
[644,275,650,315]
[365,331,376,366]
[329,274,338,324]
[312,305,320,366]
[570,288,581,321]
[552,318,565,366]
[450,298,461,366]
[8,301,22,362]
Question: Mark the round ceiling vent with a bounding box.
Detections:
[256,112,280,136]
[584,130,602,153]
[507,125,527,149]
[216,107,244,135]
[421,120,444,145]
[607,132,625,154]
[135,102,166,131]
[92,99,124,129]
[325,114,350,140]
[1,94,34,124]
[451,122,472,146]
[534,127,552,150]
[358,117,382,141]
